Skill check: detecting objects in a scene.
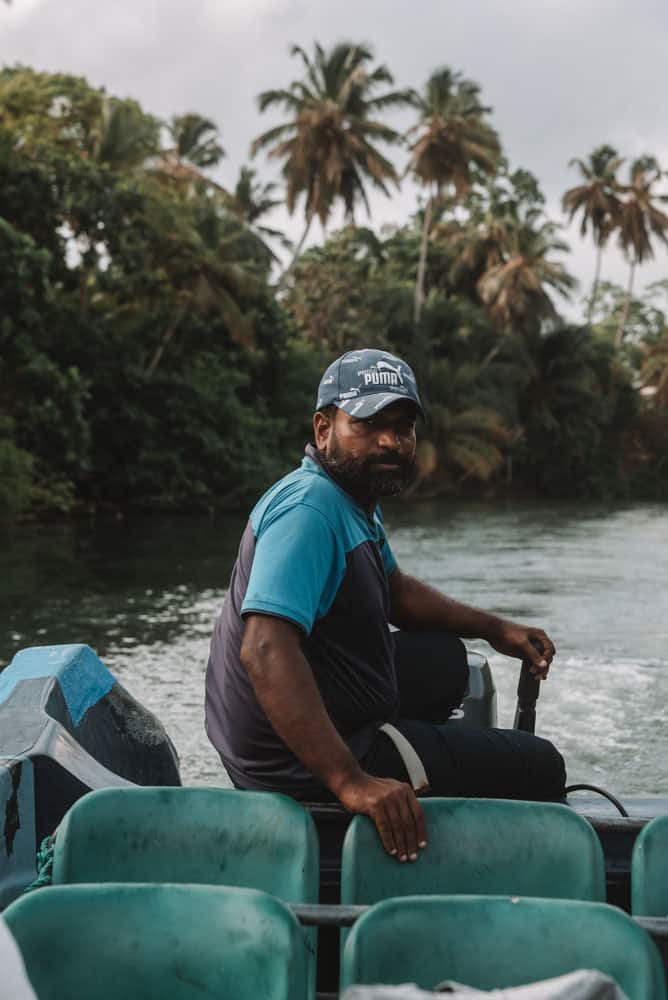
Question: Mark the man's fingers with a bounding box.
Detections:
[392,793,420,861]
[525,632,555,677]
[373,806,399,858]
[371,787,425,862]
[403,790,426,861]
[528,655,549,679]
[543,636,556,662]
[384,798,410,861]
[532,631,556,663]
[340,775,428,862]
[410,793,427,849]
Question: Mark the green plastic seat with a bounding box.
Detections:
[632,815,668,916]
[53,786,319,899]
[341,798,606,906]
[341,895,666,999]
[53,787,319,992]
[5,883,308,1000]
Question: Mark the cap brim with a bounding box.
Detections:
[335,392,424,421]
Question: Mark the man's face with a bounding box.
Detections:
[314,400,417,500]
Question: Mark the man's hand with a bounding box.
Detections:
[388,572,555,682]
[486,621,555,679]
[335,772,427,863]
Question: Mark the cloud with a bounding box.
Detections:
[203,0,305,26]
[2,0,48,22]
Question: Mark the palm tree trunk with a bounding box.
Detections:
[414,192,434,325]
[278,210,315,286]
[479,344,501,372]
[506,454,513,486]
[615,258,636,350]
[146,308,185,377]
[588,243,603,324]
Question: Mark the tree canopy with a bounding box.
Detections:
[1,55,667,519]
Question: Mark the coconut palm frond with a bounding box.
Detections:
[562,146,623,319]
[167,113,224,168]
[252,40,406,277]
[408,67,501,322]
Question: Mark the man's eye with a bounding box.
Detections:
[358,417,415,434]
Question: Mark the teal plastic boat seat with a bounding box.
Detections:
[53,786,319,902]
[632,814,668,916]
[53,786,320,993]
[341,894,666,1000]
[341,797,606,906]
[5,883,309,1000]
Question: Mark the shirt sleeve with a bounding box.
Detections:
[241,502,345,634]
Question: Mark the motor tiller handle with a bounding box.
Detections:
[513,637,544,734]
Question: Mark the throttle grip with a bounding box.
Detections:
[513,637,543,733]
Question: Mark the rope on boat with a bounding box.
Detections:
[22,835,55,893]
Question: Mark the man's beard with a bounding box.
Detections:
[322,434,415,499]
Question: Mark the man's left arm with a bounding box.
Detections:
[388,567,554,678]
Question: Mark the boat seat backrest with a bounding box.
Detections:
[632,814,668,916]
[52,786,319,903]
[340,894,666,1000]
[5,883,309,1000]
[341,798,606,905]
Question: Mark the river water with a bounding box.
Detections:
[2,501,667,795]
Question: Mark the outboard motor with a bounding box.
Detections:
[0,644,181,906]
[455,650,497,727]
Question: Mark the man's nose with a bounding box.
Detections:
[377,427,401,449]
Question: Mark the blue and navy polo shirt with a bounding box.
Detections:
[205,444,399,797]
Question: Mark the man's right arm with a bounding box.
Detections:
[240,613,427,862]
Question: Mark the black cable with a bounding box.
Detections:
[565,783,629,818]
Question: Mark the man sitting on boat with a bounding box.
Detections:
[205,349,566,862]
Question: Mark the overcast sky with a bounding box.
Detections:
[3,0,668,320]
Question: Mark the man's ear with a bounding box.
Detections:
[313,409,334,449]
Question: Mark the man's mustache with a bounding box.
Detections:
[367,454,410,469]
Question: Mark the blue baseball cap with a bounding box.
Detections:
[315,348,424,421]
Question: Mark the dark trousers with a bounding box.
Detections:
[359,631,566,802]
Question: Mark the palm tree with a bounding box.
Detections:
[476,212,576,334]
[87,96,161,170]
[562,145,623,321]
[639,327,668,408]
[229,165,292,262]
[251,41,414,277]
[407,68,501,323]
[615,156,668,348]
[436,169,532,303]
[156,113,226,188]
[167,113,224,167]
[413,358,515,488]
[137,191,259,376]
[439,208,509,300]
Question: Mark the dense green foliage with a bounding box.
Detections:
[1,57,667,518]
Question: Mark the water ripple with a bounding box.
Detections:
[1,503,667,793]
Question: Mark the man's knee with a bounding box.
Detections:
[409,723,567,802]
[527,734,567,801]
